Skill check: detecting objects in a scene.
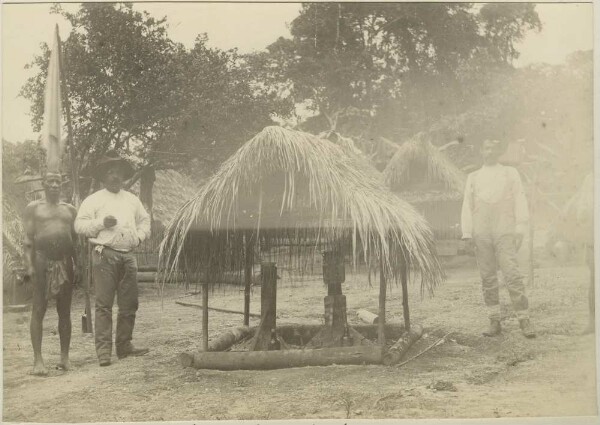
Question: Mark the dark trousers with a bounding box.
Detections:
[92,247,138,361]
[474,234,529,320]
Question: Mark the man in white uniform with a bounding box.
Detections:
[461,140,535,338]
[75,153,151,366]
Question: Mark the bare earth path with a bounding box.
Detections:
[3,263,597,422]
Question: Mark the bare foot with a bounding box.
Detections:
[30,361,48,376]
[56,357,71,371]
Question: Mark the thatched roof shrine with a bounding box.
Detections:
[383,133,466,204]
[158,126,443,294]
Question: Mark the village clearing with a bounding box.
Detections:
[3,259,597,422]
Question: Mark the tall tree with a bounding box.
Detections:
[21,3,188,200]
[21,3,292,201]
[256,3,540,142]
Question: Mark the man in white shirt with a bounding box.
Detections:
[75,153,151,366]
[461,140,535,338]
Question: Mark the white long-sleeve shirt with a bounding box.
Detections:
[461,164,529,239]
[75,188,151,252]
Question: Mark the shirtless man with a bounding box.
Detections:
[23,172,79,375]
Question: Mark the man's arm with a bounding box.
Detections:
[23,202,38,279]
[74,195,105,237]
[134,197,151,244]
[461,173,473,240]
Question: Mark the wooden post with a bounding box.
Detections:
[251,263,277,351]
[528,176,536,287]
[202,282,209,351]
[244,232,255,326]
[83,243,93,334]
[400,252,410,332]
[378,247,387,346]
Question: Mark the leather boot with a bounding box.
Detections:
[519,319,536,338]
[483,319,502,337]
[117,345,150,359]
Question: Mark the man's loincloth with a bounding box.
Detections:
[45,259,71,300]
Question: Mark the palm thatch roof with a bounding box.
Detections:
[131,169,200,227]
[159,126,444,295]
[383,133,466,203]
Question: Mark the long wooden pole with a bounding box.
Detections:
[528,172,536,287]
[243,232,254,326]
[202,283,209,351]
[56,26,80,207]
[175,301,261,318]
[57,27,92,334]
[400,252,410,332]
[378,245,387,346]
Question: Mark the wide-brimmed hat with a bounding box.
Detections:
[92,153,135,180]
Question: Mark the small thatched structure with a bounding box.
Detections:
[383,134,466,250]
[130,169,201,267]
[159,126,443,294]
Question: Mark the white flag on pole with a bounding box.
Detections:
[42,25,63,174]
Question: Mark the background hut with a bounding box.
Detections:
[159,126,444,348]
[130,169,200,269]
[383,134,466,256]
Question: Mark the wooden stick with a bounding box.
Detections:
[175,301,261,318]
[395,332,451,368]
[378,248,386,346]
[57,26,80,207]
[244,232,255,326]
[58,26,92,335]
[400,252,410,332]
[202,283,209,351]
[84,242,93,334]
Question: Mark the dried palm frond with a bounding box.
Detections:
[383,133,466,196]
[158,126,444,296]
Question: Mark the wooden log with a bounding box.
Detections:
[357,309,379,324]
[382,324,423,366]
[180,345,385,370]
[208,326,253,352]
[137,271,157,282]
[250,263,277,351]
[138,264,157,272]
[175,301,261,318]
[232,323,406,348]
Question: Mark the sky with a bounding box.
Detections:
[1,2,594,143]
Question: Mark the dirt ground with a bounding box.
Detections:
[3,257,598,422]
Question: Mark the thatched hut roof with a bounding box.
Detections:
[159,126,443,294]
[131,169,200,227]
[383,133,466,202]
